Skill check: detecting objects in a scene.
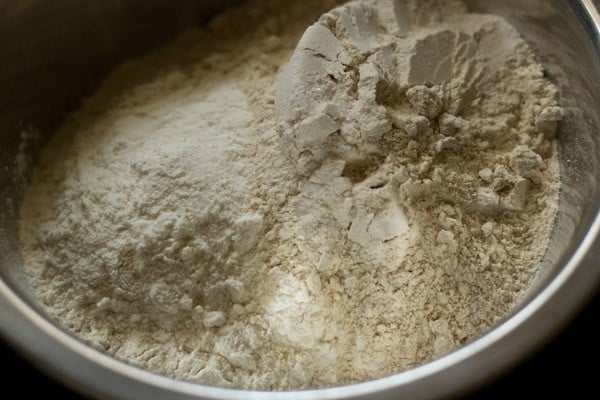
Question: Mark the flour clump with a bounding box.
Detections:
[19,0,562,390]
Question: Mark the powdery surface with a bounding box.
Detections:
[19,0,561,390]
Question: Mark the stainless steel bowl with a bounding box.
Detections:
[2,1,600,399]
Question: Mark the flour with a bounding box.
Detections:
[19,0,562,391]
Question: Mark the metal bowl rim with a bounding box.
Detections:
[1,1,600,399]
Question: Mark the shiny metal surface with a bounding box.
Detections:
[1,1,600,399]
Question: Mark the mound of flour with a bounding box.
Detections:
[19,0,561,390]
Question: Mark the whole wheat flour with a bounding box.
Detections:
[19,0,562,390]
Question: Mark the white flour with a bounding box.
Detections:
[19,0,561,390]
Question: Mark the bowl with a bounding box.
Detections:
[1,1,600,399]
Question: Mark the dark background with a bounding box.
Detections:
[1,290,597,399]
